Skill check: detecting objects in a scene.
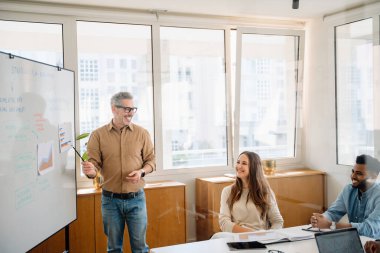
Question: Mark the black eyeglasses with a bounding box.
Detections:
[115,105,138,113]
[268,250,284,253]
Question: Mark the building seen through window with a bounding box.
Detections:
[77,21,154,163]
[160,27,227,168]
[336,18,374,165]
[238,33,300,159]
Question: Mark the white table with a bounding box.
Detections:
[151,226,372,253]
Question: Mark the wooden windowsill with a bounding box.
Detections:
[265,168,326,178]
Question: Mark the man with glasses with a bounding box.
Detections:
[310,154,380,238]
[82,91,155,253]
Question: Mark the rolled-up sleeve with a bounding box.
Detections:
[219,186,235,232]
[141,129,155,172]
[87,131,103,173]
[323,186,348,222]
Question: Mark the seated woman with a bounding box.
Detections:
[219,151,284,233]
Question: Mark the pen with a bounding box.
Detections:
[72,146,84,162]
[302,226,321,232]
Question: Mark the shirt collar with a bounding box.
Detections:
[107,120,134,132]
[357,182,379,197]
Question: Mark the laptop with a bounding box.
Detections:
[315,227,365,253]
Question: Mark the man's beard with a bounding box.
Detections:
[352,179,368,191]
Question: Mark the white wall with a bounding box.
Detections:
[303,17,353,208]
[303,3,380,210]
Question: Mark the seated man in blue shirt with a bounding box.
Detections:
[310,154,380,238]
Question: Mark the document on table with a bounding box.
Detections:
[234,229,314,244]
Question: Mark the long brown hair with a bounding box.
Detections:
[227,151,271,219]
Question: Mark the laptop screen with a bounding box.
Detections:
[315,228,364,253]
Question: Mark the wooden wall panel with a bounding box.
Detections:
[195,177,234,241]
[268,174,325,227]
[27,229,65,253]
[69,193,95,253]
[145,183,186,248]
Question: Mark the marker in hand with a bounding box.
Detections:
[72,146,84,162]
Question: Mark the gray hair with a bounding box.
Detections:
[110,92,134,106]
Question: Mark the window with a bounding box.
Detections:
[77,21,154,138]
[0,10,307,184]
[236,29,303,159]
[335,18,374,165]
[79,59,99,82]
[160,27,227,169]
[0,20,63,67]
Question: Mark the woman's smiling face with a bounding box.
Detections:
[236,153,250,180]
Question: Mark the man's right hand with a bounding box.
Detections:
[81,161,97,178]
[311,213,332,229]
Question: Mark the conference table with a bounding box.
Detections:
[151,225,373,253]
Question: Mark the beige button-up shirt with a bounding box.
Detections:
[87,121,155,193]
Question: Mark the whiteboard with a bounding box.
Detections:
[0,51,77,253]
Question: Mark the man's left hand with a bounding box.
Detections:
[126,170,142,184]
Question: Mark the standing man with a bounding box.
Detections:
[82,91,155,253]
[310,154,380,238]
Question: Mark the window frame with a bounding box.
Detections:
[152,23,235,177]
[157,25,230,171]
[334,18,374,165]
[0,7,306,188]
[325,7,380,166]
[234,27,305,167]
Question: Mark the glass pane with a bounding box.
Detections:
[160,27,227,169]
[336,18,373,165]
[231,30,237,134]
[77,21,154,147]
[239,33,298,159]
[0,20,63,67]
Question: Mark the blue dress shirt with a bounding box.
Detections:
[323,183,380,238]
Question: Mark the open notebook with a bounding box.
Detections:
[234,227,314,244]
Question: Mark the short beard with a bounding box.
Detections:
[352,179,368,191]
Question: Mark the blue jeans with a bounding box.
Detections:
[101,189,149,253]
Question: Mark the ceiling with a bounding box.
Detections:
[20,0,380,20]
